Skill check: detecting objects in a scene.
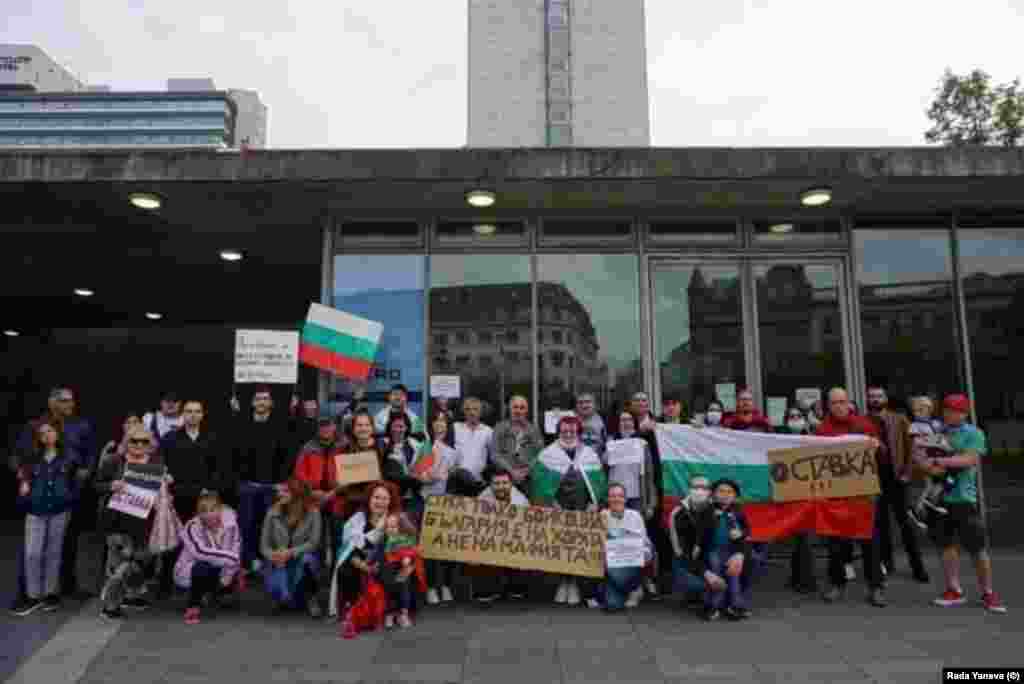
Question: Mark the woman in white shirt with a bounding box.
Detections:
[421,412,458,605]
[598,482,652,612]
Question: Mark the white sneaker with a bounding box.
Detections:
[626,588,643,608]
[441,586,454,603]
[585,598,601,609]
[567,583,581,606]
[426,588,440,605]
[554,581,568,604]
[250,559,263,574]
[844,563,857,581]
[644,579,660,598]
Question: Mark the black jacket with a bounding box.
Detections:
[162,428,229,503]
[693,504,752,574]
[230,413,292,485]
[669,501,702,572]
[380,438,424,500]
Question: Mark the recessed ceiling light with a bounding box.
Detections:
[466,190,496,208]
[145,312,163,320]
[219,249,243,262]
[129,192,162,210]
[3,330,18,337]
[472,223,497,236]
[769,223,795,234]
[800,187,832,207]
[73,288,94,297]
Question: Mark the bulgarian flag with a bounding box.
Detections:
[530,442,608,506]
[655,425,877,541]
[299,303,383,381]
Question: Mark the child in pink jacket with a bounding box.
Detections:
[174,491,241,624]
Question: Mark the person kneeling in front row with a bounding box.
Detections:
[696,479,753,621]
[261,479,323,618]
[598,483,652,612]
[175,491,242,625]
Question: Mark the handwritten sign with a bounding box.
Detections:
[767,440,880,502]
[234,329,300,384]
[795,388,822,409]
[605,438,646,467]
[715,383,737,412]
[429,375,461,399]
[605,536,646,569]
[335,450,382,487]
[420,495,606,578]
[544,410,574,435]
[107,463,165,519]
[766,397,788,427]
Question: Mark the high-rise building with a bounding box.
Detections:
[467,0,650,147]
[0,44,84,93]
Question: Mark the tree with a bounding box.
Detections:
[925,69,1024,147]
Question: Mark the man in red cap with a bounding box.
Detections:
[929,394,1006,613]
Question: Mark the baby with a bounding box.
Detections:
[907,396,960,529]
[374,514,420,629]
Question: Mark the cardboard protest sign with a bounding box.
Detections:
[605,536,646,569]
[605,438,646,467]
[420,495,606,578]
[335,451,382,487]
[108,463,165,520]
[767,440,879,502]
[234,330,300,384]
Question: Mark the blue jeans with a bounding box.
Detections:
[671,557,706,596]
[265,552,320,608]
[601,566,644,610]
[704,550,746,611]
[238,482,278,569]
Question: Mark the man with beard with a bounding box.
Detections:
[471,470,530,604]
[865,385,929,583]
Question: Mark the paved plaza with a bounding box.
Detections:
[2,520,1022,684]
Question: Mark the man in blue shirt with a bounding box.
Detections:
[929,394,1006,614]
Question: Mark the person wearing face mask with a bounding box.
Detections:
[596,483,653,612]
[704,401,725,428]
[779,408,817,594]
[175,491,242,625]
[695,479,753,621]
[668,476,714,607]
[532,415,607,606]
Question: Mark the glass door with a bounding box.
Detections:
[650,257,852,424]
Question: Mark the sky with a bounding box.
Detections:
[5,0,1024,148]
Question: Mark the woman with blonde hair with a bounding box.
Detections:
[260,478,323,618]
[174,490,241,625]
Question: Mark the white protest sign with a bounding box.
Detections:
[108,485,157,519]
[605,438,646,467]
[544,410,574,435]
[766,397,788,426]
[605,536,647,569]
[795,388,822,409]
[429,375,461,399]
[715,383,737,412]
[234,330,299,384]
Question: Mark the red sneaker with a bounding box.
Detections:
[982,592,1007,614]
[341,615,357,639]
[933,589,967,607]
[184,607,201,625]
[236,572,247,593]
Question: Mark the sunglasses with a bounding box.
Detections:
[128,439,151,446]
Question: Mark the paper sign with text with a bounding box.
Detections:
[766,397,788,427]
[429,375,461,399]
[420,495,606,578]
[605,438,646,467]
[107,462,166,519]
[544,410,575,435]
[715,383,737,412]
[795,388,822,408]
[335,451,382,487]
[767,440,880,502]
[605,536,647,569]
[234,329,300,384]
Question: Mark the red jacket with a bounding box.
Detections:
[293,439,346,515]
[721,411,773,432]
[814,414,880,439]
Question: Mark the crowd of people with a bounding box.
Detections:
[6,380,1006,638]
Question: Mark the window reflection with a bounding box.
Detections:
[854,227,962,407]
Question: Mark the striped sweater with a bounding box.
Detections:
[173,507,241,588]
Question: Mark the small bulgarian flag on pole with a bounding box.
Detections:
[299,303,383,381]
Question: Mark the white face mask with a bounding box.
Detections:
[787,419,807,432]
[706,411,722,426]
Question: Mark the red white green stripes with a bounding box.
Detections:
[299,303,383,381]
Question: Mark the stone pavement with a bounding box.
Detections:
[4,540,1023,684]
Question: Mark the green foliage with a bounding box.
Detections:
[924,69,1024,147]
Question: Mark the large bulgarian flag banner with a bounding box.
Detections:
[655,425,880,541]
[299,303,384,381]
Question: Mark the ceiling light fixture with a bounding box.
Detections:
[3,330,18,337]
[472,223,497,236]
[466,190,496,208]
[73,288,95,297]
[219,249,244,262]
[129,192,162,210]
[145,312,163,321]
[800,187,832,207]
[769,223,795,234]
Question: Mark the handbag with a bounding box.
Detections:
[148,482,183,554]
